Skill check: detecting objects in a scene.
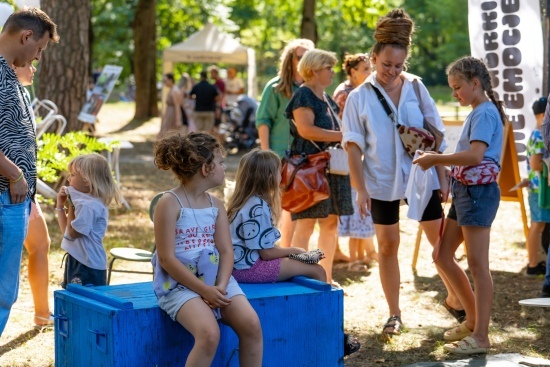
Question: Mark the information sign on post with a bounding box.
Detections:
[78,65,123,128]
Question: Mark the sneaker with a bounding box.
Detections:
[526,262,546,277]
[540,285,550,298]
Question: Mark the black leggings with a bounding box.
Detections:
[370,190,442,225]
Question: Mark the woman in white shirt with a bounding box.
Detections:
[342,9,459,340]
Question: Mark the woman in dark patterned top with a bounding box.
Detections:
[284,49,353,286]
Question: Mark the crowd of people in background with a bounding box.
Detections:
[3,4,550,366]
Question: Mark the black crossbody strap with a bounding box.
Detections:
[369,83,395,123]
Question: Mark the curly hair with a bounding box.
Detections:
[226,149,282,225]
[342,53,370,76]
[153,132,225,184]
[371,9,415,60]
[275,38,315,99]
[446,56,507,125]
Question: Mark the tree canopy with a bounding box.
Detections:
[88,0,469,90]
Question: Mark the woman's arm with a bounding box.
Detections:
[346,142,371,215]
[293,107,342,142]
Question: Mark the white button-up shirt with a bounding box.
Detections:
[342,72,446,202]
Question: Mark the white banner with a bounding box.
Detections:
[468,0,544,169]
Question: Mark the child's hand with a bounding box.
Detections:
[57,185,68,208]
[201,285,231,308]
[413,151,436,170]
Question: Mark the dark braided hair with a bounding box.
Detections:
[153,131,225,184]
[446,56,507,125]
[371,8,415,68]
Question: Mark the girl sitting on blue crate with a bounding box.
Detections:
[227,149,327,283]
[227,148,360,357]
[56,153,122,288]
[151,132,263,366]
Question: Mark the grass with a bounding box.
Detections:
[0,102,549,366]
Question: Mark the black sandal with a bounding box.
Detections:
[382,315,403,341]
[344,333,360,356]
[442,299,466,323]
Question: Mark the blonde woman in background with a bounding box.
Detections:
[256,39,315,249]
[333,53,379,271]
[284,49,353,286]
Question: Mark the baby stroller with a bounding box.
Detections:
[220,94,259,154]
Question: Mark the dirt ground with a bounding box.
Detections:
[0,104,549,366]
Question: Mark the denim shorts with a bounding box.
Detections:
[62,253,107,288]
[528,191,550,223]
[447,180,500,227]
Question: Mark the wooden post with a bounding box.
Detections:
[497,122,530,240]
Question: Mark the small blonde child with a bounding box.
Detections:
[227,149,326,283]
[152,132,262,366]
[56,153,122,288]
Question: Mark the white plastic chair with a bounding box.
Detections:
[36,114,67,139]
[31,98,58,121]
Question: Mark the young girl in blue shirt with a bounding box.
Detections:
[414,56,505,355]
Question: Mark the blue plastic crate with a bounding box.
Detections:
[54,277,344,366]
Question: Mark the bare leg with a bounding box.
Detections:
[434,218,475,330]
[23,215,51,325]
[279,210,297,248]
[277,258,326,282]
[420,218,463,311]
[317,215,338,283]
[291,218,316,251]
[527,221,545,267]
[221,295,263,367]
[334,241,350,263]
[364,237,378,263]
[374,223,401,317]
[461,226,492,348]
[348,238,358,262]
[176,298,220,366]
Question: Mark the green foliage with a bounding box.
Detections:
[89,0,469,91]
[37,131,114,183]
[405,0,470,85]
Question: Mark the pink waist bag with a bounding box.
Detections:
[450,159,500,185]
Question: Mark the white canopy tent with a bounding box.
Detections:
[162,23,257,98]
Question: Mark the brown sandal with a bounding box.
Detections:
[381,315,403,341]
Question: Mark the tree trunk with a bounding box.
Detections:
[132,0,158,120]
[38,0,90,132]
[300,0,317,45]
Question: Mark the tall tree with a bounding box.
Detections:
[38,0,90,132]
[132,0,158,119]
[300,0,317,44]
